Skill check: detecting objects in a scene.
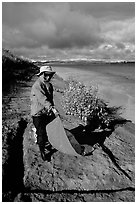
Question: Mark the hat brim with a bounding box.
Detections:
[37,71,56,76]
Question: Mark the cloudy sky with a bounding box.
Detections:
[2,2,135,61]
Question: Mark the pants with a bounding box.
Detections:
[32,113,55,150]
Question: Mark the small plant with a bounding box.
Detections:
[62,77,122,130]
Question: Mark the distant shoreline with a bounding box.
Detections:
[34,60,135,67]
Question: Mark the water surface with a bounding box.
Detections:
[53,63,135,123]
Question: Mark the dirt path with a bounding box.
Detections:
[2,75,135,202]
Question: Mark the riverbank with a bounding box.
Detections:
[2,71,135,202]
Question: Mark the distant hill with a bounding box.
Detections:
[2,49,37,92]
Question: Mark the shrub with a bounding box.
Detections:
[62,77,122,130]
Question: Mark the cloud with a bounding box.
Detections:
[69,2,135,20]
[90,41,135,61]
[101,18,135,44]
[2,2,135,60]
[115,43,125,50]
[2,25,38,49]
[3,2,104,50]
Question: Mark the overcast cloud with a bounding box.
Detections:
[2,2,135,61]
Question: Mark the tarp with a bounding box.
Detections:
[47,116,81,157]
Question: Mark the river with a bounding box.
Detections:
[53,63,135,123]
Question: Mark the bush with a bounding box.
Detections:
[62,78,122,130]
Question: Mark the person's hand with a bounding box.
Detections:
[52,107,59,117]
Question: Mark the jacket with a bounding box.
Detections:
[30,77,54,116]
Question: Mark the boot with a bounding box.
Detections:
[39,146,51,161]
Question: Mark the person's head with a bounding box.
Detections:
[37,66,55,82]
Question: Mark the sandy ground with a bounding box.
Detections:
[53,66,135,123]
